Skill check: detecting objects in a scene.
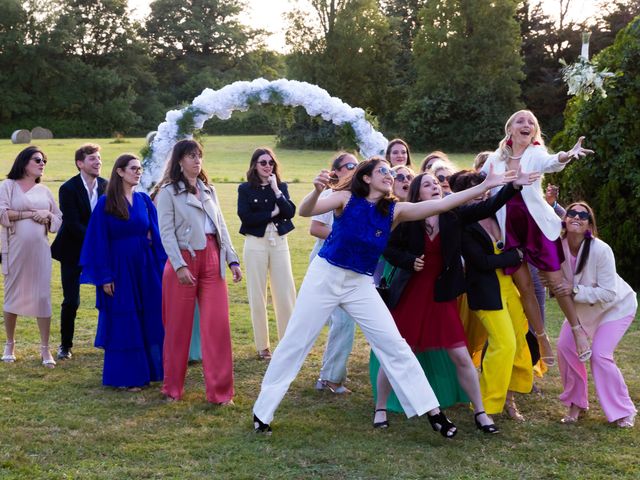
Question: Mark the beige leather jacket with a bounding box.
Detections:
[156,180,240,278]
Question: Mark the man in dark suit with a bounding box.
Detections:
[51,144,107,360]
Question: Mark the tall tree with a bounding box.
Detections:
[144,0,262,104]
[401,0,524,150]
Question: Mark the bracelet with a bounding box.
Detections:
[229,262,240,268]
[534,330,547,338]
[571,324,584,331]
[18,211,22,220]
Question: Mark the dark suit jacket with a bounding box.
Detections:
[383,183,519,303]
[461,222,522,311]
[51,174,107,264]
[237,182,296,237]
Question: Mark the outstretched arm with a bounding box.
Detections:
[299,170,350,217]
[558,136,594,164]
[393,165,515,227]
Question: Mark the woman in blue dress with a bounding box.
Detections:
[80,154,167,389]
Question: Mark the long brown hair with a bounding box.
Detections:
[563,201,598,275]
[105,154,137,220]
[154,139,210,197]
[246,147,282,186]
[349,157,395,216]
[385,138,412,166]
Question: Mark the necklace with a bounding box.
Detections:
[509,154,523,160]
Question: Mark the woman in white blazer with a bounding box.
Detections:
[554,202,637,427]
[156,140,242,403]
[482,110,594,366]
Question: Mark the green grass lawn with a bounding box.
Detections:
[0,136,638,479]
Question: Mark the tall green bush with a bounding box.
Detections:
[550,16,640,288]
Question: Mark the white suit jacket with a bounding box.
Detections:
[482,145,567,242]
[560,237,637,336]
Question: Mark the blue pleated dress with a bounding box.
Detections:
[80,192,167,387]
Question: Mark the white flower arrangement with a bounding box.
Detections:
[560,32,615,100]
[141,78,389,189]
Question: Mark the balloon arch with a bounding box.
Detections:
[141,78,389,189]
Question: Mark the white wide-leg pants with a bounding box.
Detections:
[253,257,440,423]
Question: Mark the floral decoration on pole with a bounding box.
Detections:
[141,78,389,189]
[560,31,616,100]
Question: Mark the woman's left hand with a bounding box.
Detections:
[482,163,516,189]
[230,264,242,283]
[551,281,573,297]
[513,165,541,187]
[32,209,51,224]
[566,136,594,160]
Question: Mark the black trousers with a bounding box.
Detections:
[60,262,82,349]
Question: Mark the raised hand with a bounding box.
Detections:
[482,163,512,189]
[567,136,594,160]
[312,169,332,193]
[513,165,542,187]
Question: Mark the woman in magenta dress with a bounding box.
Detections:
[481,110,594,365]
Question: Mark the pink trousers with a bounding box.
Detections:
[557,315,636,422]
[161,236,234,403]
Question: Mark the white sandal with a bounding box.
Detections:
[2,341,16,363]
[40,345,56,368]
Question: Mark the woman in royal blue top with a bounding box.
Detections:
[252,157,515,438]
[80,154,166,390]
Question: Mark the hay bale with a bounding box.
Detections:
[146,131,157,144]
[31,127,53,139]
[11,130,31,144]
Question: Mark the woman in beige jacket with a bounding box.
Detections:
[156,140,242,403]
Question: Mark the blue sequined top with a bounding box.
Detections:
[318,194,396,275]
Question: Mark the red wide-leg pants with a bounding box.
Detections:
[161,236,234,402]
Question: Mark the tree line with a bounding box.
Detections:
[0,0,637,150]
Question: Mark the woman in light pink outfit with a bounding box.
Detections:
[0,146,62,367]
[555,202,637,427]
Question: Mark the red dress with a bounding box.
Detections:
[391,233,467,351]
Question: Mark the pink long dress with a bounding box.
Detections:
[0,180,62,317]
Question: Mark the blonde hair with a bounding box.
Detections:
[472,151,492,171]
[420,151,451,172]
[497,110,545,161]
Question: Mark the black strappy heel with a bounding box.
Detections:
[373,408,389,429]
[427,410,457,438]
[253,414,272,435]
[474,411,500,434]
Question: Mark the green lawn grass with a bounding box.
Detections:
[0,136,638,479]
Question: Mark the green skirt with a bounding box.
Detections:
[369,349,468,412]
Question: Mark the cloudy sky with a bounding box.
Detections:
[128,0,601,52]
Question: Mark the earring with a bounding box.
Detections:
[506,137,513,148]
[561,221,566,229]
[180,164,184,173]
[584,229,593,239]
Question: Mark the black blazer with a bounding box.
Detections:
[461,222,522,310]
[51,174,107,264]
[384,183,519,303]
[237,182,296,237]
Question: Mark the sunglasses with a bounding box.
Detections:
[128,166,143,174]
[566,209,590,221]
[257,160,275,167]
[377,166,397,178]
[395,173,413,182]
[336,162,357,171]
[32,157,47,165]
[436,174,451,183]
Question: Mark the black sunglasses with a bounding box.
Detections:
[436,174,450,183]
[257,160,275,167]
[566,209,590,221]
[336,162,357,171]
[31,157,47,165]
[395,173,413,183]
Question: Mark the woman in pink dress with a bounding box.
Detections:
[0,146,62,367]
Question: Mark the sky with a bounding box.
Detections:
[128,0,601,53]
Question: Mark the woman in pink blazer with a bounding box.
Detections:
[555,202,637,427]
